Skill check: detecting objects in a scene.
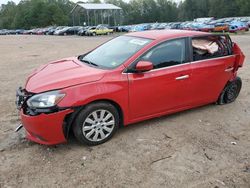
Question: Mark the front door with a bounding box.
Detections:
[128,38,193,120]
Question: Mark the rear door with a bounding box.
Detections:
[189,35,236,105]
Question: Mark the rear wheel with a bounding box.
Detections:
[73,102,119,145]
[92,32,96,36]
[217,77,242,104]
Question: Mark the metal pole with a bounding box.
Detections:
[120,10,122,25]
[101,10,103,24]
[96,10,98,25]
[72,11,75,27]
[87,10,89,26]
[79,12,81,25]
[94,10,96,26]
[108,10,110,26]
[114,10,116,26]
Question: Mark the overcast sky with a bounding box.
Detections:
[1,0,80,5]
[1,0,181,6]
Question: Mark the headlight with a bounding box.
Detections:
[27,90,65,108]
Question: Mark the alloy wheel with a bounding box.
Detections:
[82,109,115,142]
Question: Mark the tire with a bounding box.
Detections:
[73,102,119,145]
[217,77,242,105]
[92,32,96,36]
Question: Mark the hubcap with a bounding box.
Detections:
[82,110,115,142]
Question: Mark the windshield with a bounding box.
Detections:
[79,36,152,69]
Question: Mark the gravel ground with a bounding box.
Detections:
[0,34,249,188]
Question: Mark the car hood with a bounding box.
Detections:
[25,57,106,93]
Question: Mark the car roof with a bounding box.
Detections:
[126,29,210,40]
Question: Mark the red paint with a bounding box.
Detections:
[21,109,73,145]
[135,61,153,72]
[25,57,106,93]
[20,30,245,145]
[189,55,236,105]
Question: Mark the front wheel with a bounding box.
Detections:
[73,102,119,145]
[217,77,242,105]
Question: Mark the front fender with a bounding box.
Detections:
[58,75,129,125]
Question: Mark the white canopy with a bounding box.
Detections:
[77,3,122,10]
[70,3,122,26]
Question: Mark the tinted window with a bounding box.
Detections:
[141,38,187,69]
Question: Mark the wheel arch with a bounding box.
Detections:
[88,99,124,127]
[217,76,242,105]
[63,99,124,139]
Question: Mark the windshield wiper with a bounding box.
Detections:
[81,59,99,67]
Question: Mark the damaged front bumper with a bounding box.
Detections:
[15,87,32,110]
[15,123,23,132]
[15,87,74,145]
[20,109,73,145]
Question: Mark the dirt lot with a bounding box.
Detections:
[0,34,250,188]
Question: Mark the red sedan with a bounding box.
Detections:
[16,30,245,145]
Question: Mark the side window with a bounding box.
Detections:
[192,35,232,61]
[140,38,187,69]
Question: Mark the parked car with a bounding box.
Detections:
[229,21,248,32]
[213,23,229,32]
[85,26,113,36]
[109,26,119,32]
[64,26,83,35]
[117,25,131,32]
[129,24,151,32]
[15,29,26,34]
[78,26,91,36]
[7,30,17,34]
[23,28,39,35]
[16,30,245,146]
[155,23,168,30]
[0,29,16,35]
[46,26,65,35]
[149,23,160,30]
[169,22,182,29]
[54,27,71,35]
[0,29,8,35]
[195,23,215,32]
[35,27,55,35]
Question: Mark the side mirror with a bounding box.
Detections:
[135,61,153,72]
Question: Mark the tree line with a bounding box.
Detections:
[0,0,250,29]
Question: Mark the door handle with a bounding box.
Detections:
[225,67,234,72]
[176,75,189,80]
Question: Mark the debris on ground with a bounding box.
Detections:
[216,179,226,186]
[203,148,213,161]
[163,133,172,139]
[243,165,250,173]
[150,156,172,165]
[231,141,237,145]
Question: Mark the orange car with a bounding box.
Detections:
[213,24,229,32]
